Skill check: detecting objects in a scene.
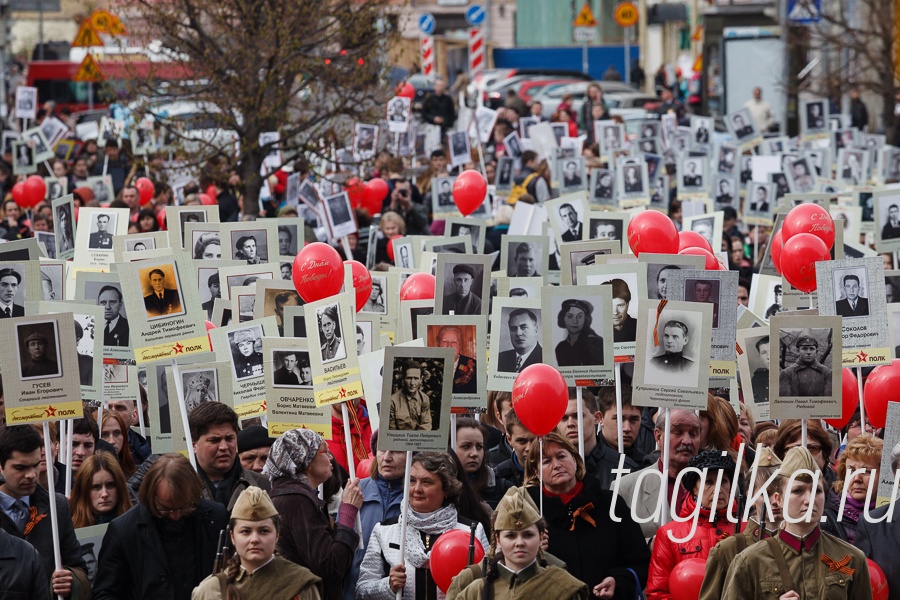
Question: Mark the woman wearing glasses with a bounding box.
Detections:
[773,419,836,486]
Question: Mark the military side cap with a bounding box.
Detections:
[494,486,542,532]
[753,446,782,468]
[231,486,278,521]
[780,446,820,482]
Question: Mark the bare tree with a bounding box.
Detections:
[124,0,397,218]
[801,0,896,141]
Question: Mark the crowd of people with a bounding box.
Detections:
[0,63,893,600]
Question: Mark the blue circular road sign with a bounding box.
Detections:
[418,13,436,36]
[465,5,486,26]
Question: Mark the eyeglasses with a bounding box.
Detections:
[787,443,822,455]
[155,501,197,516]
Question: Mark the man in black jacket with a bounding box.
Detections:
[0,426,90,598]
[422,77,456,136]
[0,528,49,598]
[94,454,228,600]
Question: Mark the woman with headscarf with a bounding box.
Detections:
[183,372,216,413]
[357,452,490,600]
[265,429,363,600]
[192,486,323,599]
[554,299,605,367]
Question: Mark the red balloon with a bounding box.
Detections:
[430,529,486,593]
[670,558,706,600]
[199,193,215,206]
[825,369,860,429]
[135,177,155,206]
[628,211,679,256]
[396,84,415,99]
[782,203,835,250]
[355,457,373,479]
[386,234,403,263]
[21,175,46,208]
[770,229,785,273]
[362,179,388,215]
[345,178,365,209]
[292,242,344,303]
[678,230,714,254]
[863,360,900,429]
[868,558,890,600]
[399,272,435,301]
[11,182,25,206]
[512,364,568,436]
[780,233,830,293]
[452,170,487,216]
[678,246,719,270]
[347,260,372,313]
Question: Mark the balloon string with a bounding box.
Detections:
[653,300,668,346]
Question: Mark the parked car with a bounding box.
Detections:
[467,68,593,107]
[534,80,637,119]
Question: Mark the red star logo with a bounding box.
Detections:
[857,350,868,362]
[339,387,347,398]
[44,406,56,417]
[173,343,184,354]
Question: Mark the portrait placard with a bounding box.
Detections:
[144,352,211,453]
[36,231,55,260]
[876,401,900,504]
[434,253,492,317]
[184,223,225,262]
[419,315,487,409]
[166,360,234,451]
[616,156,650,207]
[545,195,589,245]
[632,300,713,410]
[354,314,380,356]
[541,285,614,385]
[74,271,132,360]
[423,235,471,255]
[32,302,104,404]
[557,157,586,195]
[52,195,76,261]
[119,256,210,363]
[22,126,54,163]
[74,207,129,270]
[38,261,66,302]
[391,236,416,269]
[231,285,258,323]
[167,206,219,251]
[444,217,488,254]
[494,157,515,192]
[800,99,830,140]
[559,240,619,286]
[736,327,773,421]
[769,314,842,419]
[836,148,869,188]
[431,176,460,217]
[399,299,434,344]
[217,264,277,300]
[487,298,541,392]
[589,168,617,208]
[683,212,723,252]
[578,262,649,360]
[638,254,706,301]
[15,86,37,120]
[585,210,629,246]
[112,231,169,263]
[678,156,709,199]
[322,192,359,240]
[104,362,140,413]
[302,294,363,407]
[220,221,279,264]
[873,188,900,253]
[359,339,425,433]
[11,140,36,175]
[500,235,549,280]
[209,317,278,420]
[0,313,82,424]
[667,269,740,377]
[252,279,303,337]
[831,205,862,243]
[263,337,330,438]
[377,345,454,452]
[815,257,891,365]
[0,262,41,316]
[743,181,777,226]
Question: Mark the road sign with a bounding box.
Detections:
[418,12,436,36]
[468,28,485,78]
[574,27,598,43]
[73,54,104,83]
[614,2,639,27]
[421,36,435,76]
[72,19,103,48]
[465,4,486,26]
[573,2,598,27]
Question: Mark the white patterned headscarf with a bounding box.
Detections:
[263,428,323,480]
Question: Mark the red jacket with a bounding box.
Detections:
[646,493,733,600]
[326,401,372,476]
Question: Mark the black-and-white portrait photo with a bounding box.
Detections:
[621,160,645,195]
[506,241,542,278]
[272,349,312,388]
[232,230,268,264]
[713,177,735,206]
[363,276,386,314]
[88,213,116,250]
[504,132,522,159]
[804,100,827,131]
[434,177,455,209]
[448,131,470,166]
[690,217,715,246]
[588,218,623,242]
[598,123,622,155]
[556,202,583,242]
[717,146,737,175]
[12,141,34,172]
[441,262,484,316]
[559,158,585,192]
[833,267,870,318]
[16,321,62,380]
[354,124,377,157]
[386,96,411,132]
[685,278,721,328]
[747,182,773,215]
[841,150,865,186]
[646,315,701,387]
[229,326,264,381]
[46,178,66,201]
[497,307,543,373]
[317,303,346,364]
[881,200,900,241]
[553,297,605,367]
[298,180,321,210]
[179,210,206,244]
[495,157,514,190]
[91,283,129,347]
[193,232,222,260]
[681,158,705,189]
[449,222,481,252]
[126,237,156,252]
[388,357,444,431]
[691,117,712,146]
[15,87,36,119]
[278,224,298,257]
[778,328,833,397]
[0,266,25,318]
[788,158,816,193]
[591,169,615,203]
[730,110,756,140]
[87,176,114,206]
[182,369,218,413]
[323,192,357,238]
[649,264,680,300]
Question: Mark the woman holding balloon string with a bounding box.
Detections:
[523,431,650,599]
[356,452,489,600]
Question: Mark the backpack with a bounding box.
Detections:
[507,172,539,205]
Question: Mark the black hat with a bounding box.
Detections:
[682,450,736,492]
[238,425,275,454]
[452,264,476,278]
[561,299,593,315]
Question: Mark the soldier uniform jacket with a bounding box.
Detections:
[450,562,588,600]
[721,527,871,600]
[389,389,431,430]
[441,292,482,316]
[192,556,323,600]
[779,360,832,396]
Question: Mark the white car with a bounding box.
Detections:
[143,100,241,155]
